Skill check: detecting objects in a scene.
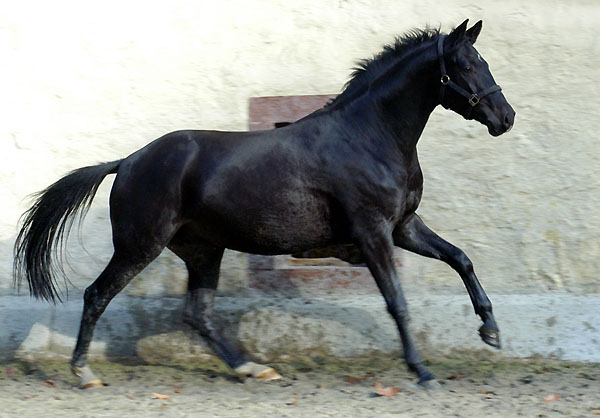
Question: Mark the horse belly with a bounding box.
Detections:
[196,188,338,255]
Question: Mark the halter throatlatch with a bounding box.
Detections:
[437,35,502,116]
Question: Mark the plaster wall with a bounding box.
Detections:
[1,0,598,299]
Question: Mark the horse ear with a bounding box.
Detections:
[447,19,469,50]
[466,20,483,44]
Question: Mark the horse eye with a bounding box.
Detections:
[465,65,472,72]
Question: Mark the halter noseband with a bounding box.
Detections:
[437,35,501,116]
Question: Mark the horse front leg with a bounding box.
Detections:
[393,213,500,349]
[353,222,437,387]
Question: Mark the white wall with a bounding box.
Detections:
[1,0,599,298]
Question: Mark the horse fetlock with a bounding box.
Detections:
[478,300,493,314]
[484,314,498,329]
[408,362,435,384]
[419,378,441,390]
[71,364,104,389]
[474,303,494,325]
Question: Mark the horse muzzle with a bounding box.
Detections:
[487,107,515,137]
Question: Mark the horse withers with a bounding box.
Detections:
[14,19,515,389]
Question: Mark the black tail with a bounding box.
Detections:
[13,160,122,303]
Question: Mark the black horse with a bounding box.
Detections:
[14,20,514,388]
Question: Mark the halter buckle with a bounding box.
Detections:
[468,94,480,106]
[440,75,450,85]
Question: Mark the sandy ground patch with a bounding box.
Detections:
[1,356,598,417]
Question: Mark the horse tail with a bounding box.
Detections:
[13,160,123,303]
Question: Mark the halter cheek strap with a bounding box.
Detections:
[437,35,502,115]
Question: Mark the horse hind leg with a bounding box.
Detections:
[168,239,281,381]
[70,249,161,388]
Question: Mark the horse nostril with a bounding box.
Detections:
[504,110,515,128]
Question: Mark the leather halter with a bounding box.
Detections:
[437,35,502,116]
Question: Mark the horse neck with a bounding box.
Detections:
[357,42,441,150]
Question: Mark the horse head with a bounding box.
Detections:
[440,19,515,136]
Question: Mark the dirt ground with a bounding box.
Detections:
[1,356,598,417]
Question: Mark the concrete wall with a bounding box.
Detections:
[1,1,599,361]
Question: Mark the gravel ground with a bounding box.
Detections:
[1,356,599,417]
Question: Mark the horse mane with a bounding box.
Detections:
[326,27,441,109]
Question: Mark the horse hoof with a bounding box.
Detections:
[234,362,282,381]
[479,325,501,349]
[81,379,104,389]
[256,367,283,381]
[418,379,441,390]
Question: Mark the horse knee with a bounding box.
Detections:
[460,255,474,273]
[449,248,473,273]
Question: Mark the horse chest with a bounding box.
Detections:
[403,187,422,215]
[403,169,424,216]
[373,173,423,225]
[380,185,422,226]
[401,154,424,216]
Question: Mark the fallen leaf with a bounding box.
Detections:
[152,393,172,400]
[6,367,15,376]
[543,394,560,402]
[592,410,600,415]
[173,385,183,394]
[346,375,364,385]
[42,380,55,388]
[374,381,400,398]
[476,387,497,395]
[447,374,466,380]
[286,397,298,405]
